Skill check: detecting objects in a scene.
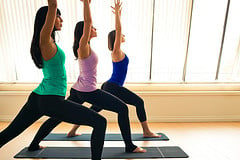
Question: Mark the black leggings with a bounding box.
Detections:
[27,88,137,152]
[0,92,106,160]
[94,82,147,122]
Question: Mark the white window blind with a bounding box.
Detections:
[185,0,228,82]
[218,0,240,82]
[0,0,240,83]
[151,0,192,82]
[0,0,153,83]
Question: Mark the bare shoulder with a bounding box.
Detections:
[78,44,90,59]
[112,50,125,62]
[40,42,57,61]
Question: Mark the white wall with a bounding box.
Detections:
[1,83,240,122]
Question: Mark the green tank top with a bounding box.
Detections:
[33,44,67,96]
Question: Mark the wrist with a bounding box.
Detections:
[48,3,57,9]
[82,0,90,3]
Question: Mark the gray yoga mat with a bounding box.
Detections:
[43,132,169,141]
[14,146,188,159]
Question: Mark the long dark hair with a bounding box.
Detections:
[73,21,84,59]
[108,30,116,51]
[30,6,61,68]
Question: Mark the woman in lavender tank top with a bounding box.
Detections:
[87,0,160,138]
[67,0,146,153]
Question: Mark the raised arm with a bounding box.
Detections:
[40,0,58,60]
[78,0,92,59]
[112,0,122,53]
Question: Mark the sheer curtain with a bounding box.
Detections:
[0,0,48,82]
[218,0,240,82]
[118,0,154,82]
[0,0,153,83]
[185,0,228,82]
[151,0,192,82]
[0,0,40,82]
[0,0,240,83]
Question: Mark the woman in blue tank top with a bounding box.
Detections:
[0,1,106,159]
[99,0,160,138]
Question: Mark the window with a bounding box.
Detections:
[218,0,240,82]
[185,0,228,82]
[151,0,192,82]
[0,0,239,83]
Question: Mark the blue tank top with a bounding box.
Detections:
[33,44,67,96]
[108,54,129,86]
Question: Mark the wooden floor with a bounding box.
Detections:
[1,121,240,160]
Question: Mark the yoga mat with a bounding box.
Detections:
[43,132,169,141]
[14,146,188,159]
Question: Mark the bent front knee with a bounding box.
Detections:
[136,98,144,107]
[96,115,107,128]
[118,105,129,115]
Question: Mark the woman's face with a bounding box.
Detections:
[54,14,63,31]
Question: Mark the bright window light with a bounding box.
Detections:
[218,0,240,82]
[151,0,192,82]
[185,0,228,82]
[0,0,239,84]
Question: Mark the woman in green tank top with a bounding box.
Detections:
[0,1,106,159]
[33,43,67,96]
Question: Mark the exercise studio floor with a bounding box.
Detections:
[0,122,240,160]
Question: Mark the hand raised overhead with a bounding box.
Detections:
[111,0,122,15]
[48,0,57,6]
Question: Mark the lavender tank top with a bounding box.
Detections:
[72,49,98,92]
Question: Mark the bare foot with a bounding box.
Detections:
[67,132,81,137]
[28,145,45,151]
[132,147,147,153]
[143,132,161,138]
[39,145,46,149]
